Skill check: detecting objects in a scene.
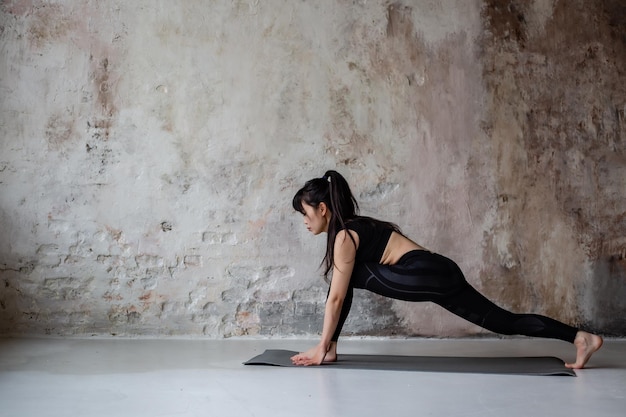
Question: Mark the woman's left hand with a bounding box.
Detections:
[290,344,327,366]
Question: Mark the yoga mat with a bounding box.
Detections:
[244,349,576,376]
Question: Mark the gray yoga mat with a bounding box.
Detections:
[244,349,576,376]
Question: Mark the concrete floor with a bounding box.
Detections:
[0,337,624,417]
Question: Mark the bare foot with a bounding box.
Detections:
[565,331,603,369]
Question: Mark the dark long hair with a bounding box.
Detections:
[292,170,402,279]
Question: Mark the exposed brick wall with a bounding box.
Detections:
[1,0,624,337]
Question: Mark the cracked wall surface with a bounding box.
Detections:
[0,0,624,337]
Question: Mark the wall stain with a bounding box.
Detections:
[483,0,527,46]
[1,0,32,16]
[22,3,76,48]
[605,0,626,45]
[85,54,120,176]
[45,112,77,151]
[91,56,117,122]
[386,3,414,39]
[376,3,426,83]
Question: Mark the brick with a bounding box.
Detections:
[183,255,202,267]
[135,255,164,269]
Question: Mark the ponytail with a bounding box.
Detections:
[323,171,360,277]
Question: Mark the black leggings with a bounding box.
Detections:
[330,250,578,343]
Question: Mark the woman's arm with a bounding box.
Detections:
[291,229,357,366]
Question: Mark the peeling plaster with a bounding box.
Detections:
[1,0,624,337]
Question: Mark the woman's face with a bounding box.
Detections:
[301,201,328,235]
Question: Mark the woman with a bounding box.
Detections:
[290,170,603,369]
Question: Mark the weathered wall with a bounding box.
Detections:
[480,0,626,335]
[0,0,624,337]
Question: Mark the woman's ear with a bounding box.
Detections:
[318,202,328,215]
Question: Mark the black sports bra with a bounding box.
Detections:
[344,218,393,264]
